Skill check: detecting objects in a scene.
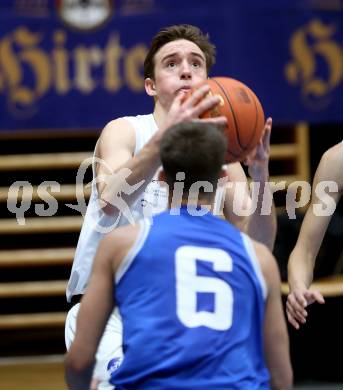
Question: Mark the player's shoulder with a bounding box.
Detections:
[101,117,135,138]
[100,223,141,271]
[249,238,279,283]
[97,117,136,155]
[321,142,343,168]
[250,239,273,262]
[104,223,140,248]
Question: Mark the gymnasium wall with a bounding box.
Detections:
[0,0,343,131]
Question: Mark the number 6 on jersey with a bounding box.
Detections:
[175,246,233,330]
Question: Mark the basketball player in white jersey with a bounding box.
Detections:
[287,141,343,329]
[65,122,292,390]
[65,24,276,388]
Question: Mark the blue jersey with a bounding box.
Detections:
[111,206,270,389]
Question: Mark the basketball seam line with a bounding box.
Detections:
[246,89,259,150]
[211,78,243,156]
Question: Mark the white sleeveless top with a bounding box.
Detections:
[66,114,225,301]
[66,114,168,301]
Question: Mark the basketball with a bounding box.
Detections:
[197,77,265,163]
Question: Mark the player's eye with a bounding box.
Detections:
[167,61,176,68]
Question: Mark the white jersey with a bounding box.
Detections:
[66,114,168,301]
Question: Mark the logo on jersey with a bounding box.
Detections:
[107,356,123,375]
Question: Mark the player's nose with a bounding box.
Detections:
[180,60,192,80]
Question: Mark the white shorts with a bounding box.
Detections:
[65,303,123,390]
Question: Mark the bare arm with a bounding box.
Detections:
[65,237,115,389]
[96,117,161,215]
[255,242,293,390]
[287,142,342,328]
[222,161,251,233]
[65,225,138,389]
[223,119,277,250]
[97,85,227,215]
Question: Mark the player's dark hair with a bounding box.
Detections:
[160,122,227,197]
[144,24,216,79]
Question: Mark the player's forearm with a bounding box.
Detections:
[270,361,293,390]
[288,248,315,290]
[246,180,277,251]
[265,323,293,390]
[65,358,94,390]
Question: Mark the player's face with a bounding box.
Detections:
[146,39,207,109]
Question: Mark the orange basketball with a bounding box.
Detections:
[198,77,265,163]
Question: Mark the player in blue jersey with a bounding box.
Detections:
[65,122,292,390]
[65,24,276,389]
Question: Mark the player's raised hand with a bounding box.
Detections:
[162,84,227,131]
[286,287,325,329]
[244,117,272,180]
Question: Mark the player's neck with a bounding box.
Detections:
[167,193,215,211]
[152,101,169,129]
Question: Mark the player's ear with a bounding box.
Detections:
[145,78,157,97]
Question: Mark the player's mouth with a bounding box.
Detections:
[176,86,192,95]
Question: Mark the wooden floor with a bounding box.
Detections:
[1,355,343,389]
[0,355,66,390]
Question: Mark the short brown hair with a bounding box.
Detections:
[160,122,226,193]
[144,24,216,79]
